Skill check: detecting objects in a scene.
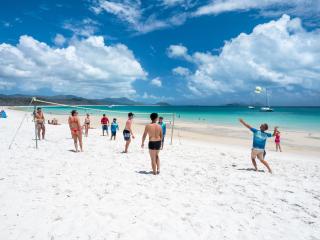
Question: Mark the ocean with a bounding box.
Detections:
[17,105,320,131]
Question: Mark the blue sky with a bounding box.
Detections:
[0,0,320,105]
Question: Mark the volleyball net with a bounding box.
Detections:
[29,97,176,148]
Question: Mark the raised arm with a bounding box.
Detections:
[141,126,148,148]
[239,118,253,130]
[272,127,278,136]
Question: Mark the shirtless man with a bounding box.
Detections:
[35,107,45,140]
[68,110,83,152]
[122,112,135,153]
[141,113,163,175]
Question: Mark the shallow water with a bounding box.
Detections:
[17,105,320,131]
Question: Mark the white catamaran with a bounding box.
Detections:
[260,88,273,112]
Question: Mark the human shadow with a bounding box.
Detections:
[68,149,77,153]
[237,168,265,173]
[136,170,154,175]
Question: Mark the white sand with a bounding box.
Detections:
[1,109,319,240]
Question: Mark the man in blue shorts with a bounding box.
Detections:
[239,118,277,173]
[101,114,109,136]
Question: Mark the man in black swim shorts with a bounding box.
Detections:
[141,113,163,175]
[122,112,135,153]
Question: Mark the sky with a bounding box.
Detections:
[0,0,320,105]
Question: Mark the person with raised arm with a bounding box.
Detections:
[239,118,277,173]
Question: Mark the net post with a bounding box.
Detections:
[33,104,38,149]
[170,113,175,145]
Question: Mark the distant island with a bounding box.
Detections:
[0,94,171,106]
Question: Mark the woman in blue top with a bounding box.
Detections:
[239,118,277,173]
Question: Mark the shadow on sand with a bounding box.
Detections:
[237,168,265,173]
[136,170,154,175]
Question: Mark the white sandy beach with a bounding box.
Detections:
[1,108,320,240]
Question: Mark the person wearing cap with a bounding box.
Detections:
[122,112,135,153]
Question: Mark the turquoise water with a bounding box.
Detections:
[18,105,320,131]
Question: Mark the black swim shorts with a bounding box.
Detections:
[123,129,131,141]
[148,141,161,150]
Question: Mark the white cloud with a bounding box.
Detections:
[162,0,184,7]
[172,66,190,76]
[167,44,192,60]
[91,0,190,33]
[141,92,173,102]
[169,15,320,96]
[0,35,147,97]
[193,0,320,25]
[53,34,66,46]
[91,0,320,34]
[150,77,162,87]
[63,18,100,37]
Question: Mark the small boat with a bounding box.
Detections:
[248,106,255,109]
[260,88,274,112]
[260,106,273,112]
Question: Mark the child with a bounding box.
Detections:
[239,118,277,173]
[110,118,119,140]
[275,127,282,152]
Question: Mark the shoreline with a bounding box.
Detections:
[9,106,320,134]
[6,107,320,157]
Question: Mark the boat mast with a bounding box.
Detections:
[266,88,269,107]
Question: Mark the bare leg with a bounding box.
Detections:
[149,150,157,175]
[156,150,160,174]
[42,125,45,139]
[279,144,282,152]
[258,154,272,173]
[78,133,83,152]
[251,158,258,171]
[73,135,78,152]
[260,160,272,173]
[37,125,41,140]
[124,140,131,153]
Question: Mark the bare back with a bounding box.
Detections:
[146,123,162,141]
[125,119,132,131]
